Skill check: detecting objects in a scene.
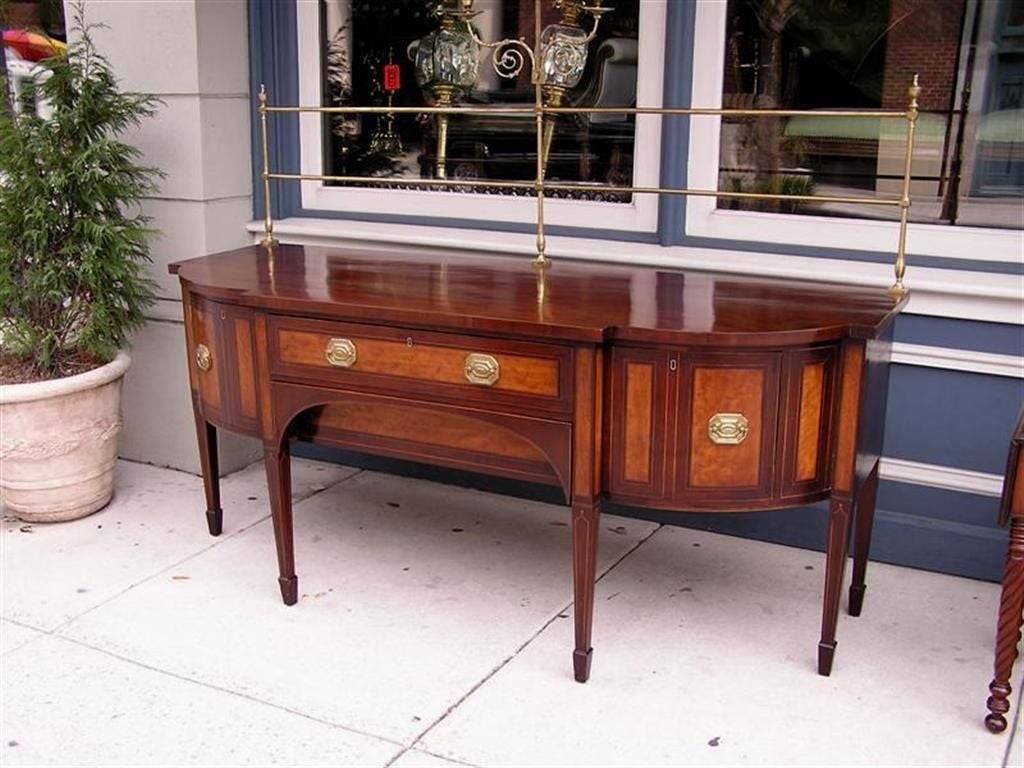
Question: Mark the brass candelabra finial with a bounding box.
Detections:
[535,254,550,318]
[258,84,278,248]
[890,73,920,300]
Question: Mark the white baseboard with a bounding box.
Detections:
[879,457,1004,497]
[892,343,1023,378]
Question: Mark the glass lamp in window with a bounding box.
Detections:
[409,2,480,179]
[539,1,610,169]
[540,3,597,94]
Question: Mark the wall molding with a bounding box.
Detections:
[879,457,1004,497]
[891,343,1024,378]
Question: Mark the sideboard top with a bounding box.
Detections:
[170,244,906,346]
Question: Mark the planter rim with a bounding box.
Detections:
[0,351,131,404]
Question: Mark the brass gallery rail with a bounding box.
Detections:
[256,77,922,298]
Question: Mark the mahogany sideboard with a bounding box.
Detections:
[985,407,1024,732]
[170,243,905,682]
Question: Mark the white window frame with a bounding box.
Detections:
[294,1,665,235]
[684,1,1022,265]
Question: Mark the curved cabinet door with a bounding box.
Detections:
[605,345,839,512]
[673,351,782,507]
[186,296,260,436]
[779,345,838,501]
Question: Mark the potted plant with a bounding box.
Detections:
[0,8,160,522]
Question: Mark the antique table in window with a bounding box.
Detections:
[985,407,1024,732]
[170,243,904,682]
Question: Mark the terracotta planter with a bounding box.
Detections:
[0,352,130,522]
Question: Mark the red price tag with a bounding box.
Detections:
[383,64,401,92]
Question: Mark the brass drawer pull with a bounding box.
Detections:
[708,413,749,445]
[326,337,357,368]
[195,344,212,372]
[464,353,500,387]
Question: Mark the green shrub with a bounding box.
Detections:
[0,7,161,381]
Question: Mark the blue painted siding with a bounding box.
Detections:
[655,0,692,245]
[248,0,301,222]
[867,508,1006,583]
[895,315,1024,356]
[876,480,1002,529]
[884,366,1024,473]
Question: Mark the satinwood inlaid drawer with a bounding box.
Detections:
[267,316,573,416]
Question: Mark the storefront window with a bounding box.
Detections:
[319,0,640,201]
[718,0,1023,230]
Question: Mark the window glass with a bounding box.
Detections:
[320,0,639,201]
[718,0,1023,230]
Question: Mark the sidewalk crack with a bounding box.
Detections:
[48,464,364,635]
[386,522,664,767]
[41,632,408,753]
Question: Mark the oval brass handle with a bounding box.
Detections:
[195,343,212,372]
[464,353,500,387]
[326,337,357,368]
[708,412,749,445]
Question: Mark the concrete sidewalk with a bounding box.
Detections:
[2,458,1021,767]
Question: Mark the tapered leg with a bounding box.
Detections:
[985,518,1024,733]
[572,499,601,683]
[265,443,297,605]
[818,496,853,676]
[191,405,222,536]
[848,463,880,617]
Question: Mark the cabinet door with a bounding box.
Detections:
[187,297,259,436]
[780,345,838,500]
[187,297,226,421]
[606,347,671,501]
[673,352,782,506]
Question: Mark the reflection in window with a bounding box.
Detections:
[321,0,639,201]
[718,0,1023,229]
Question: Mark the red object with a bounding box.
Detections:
[2,29,65,63]
[383,63,401,92]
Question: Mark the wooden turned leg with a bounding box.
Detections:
[572,499,601,683]
[848,464,880,617]
[191,406,222,536]
[818,496,853,676]
[985,518,1024,733]
[264,444,297,606]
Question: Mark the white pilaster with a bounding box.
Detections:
[75,0,258,473]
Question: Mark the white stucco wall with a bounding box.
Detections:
[74,0,260,473]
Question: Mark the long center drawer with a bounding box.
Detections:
[267,315,574,417]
